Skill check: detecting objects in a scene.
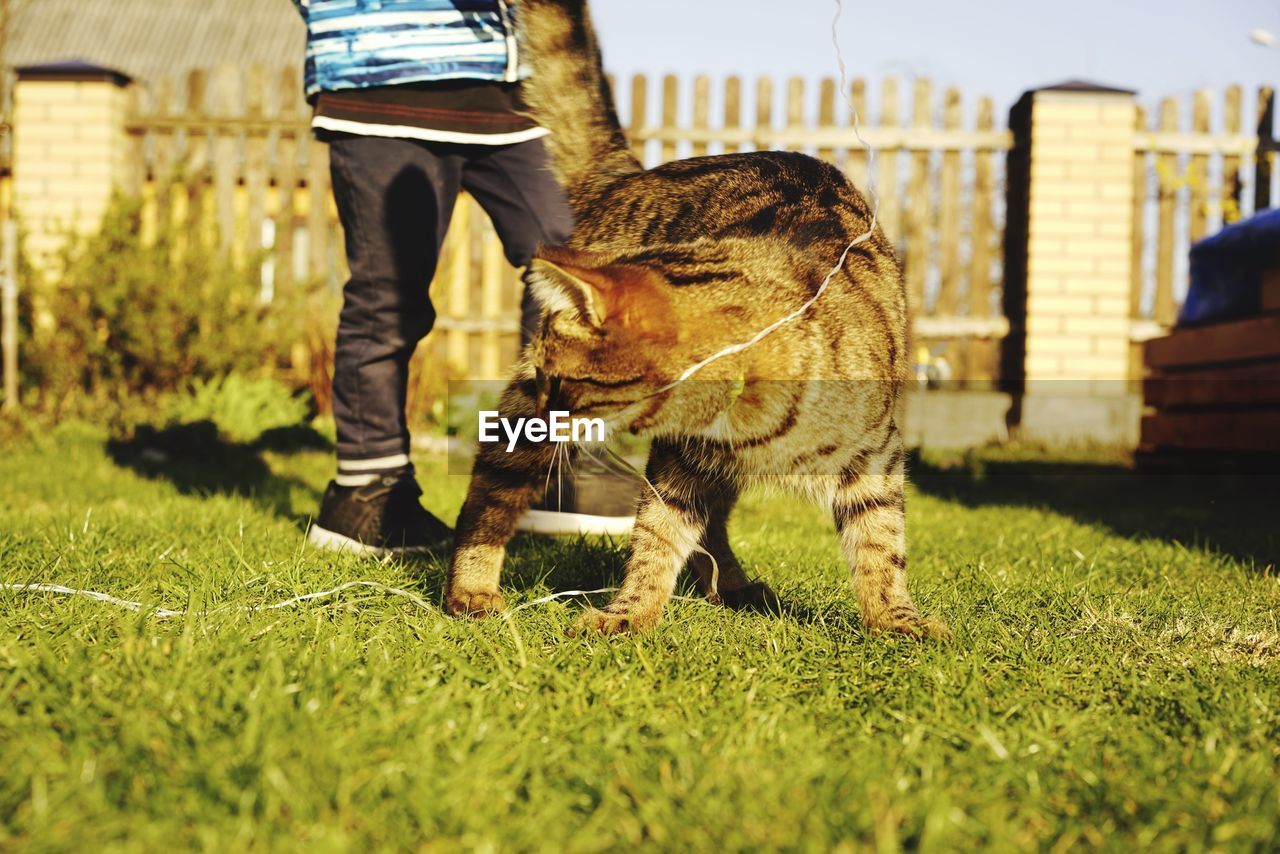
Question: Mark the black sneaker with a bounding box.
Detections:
[516,452,642,536]
[307,476,452,555]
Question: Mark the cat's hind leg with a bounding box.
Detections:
[685,482,781,613]
[831,426,949,640]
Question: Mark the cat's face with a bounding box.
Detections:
[525,245,744,434]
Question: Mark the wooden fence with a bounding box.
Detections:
[114,68,1279,385]
[1130,85,1277,342]
[121,67,1012,383]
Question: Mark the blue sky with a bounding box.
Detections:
[591,0,1280,124]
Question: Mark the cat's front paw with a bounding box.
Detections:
[445,587,507,618]
[570,606,661,636]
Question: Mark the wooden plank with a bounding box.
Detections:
[212,65,241,259]
[630,124,1012,151]
[244,64,269,278]
[786,77,805,157]
[904,78,932,314]
[445,197,474,371]
[1222,85,1243,224]
[272,67,300,296]
[479,225,506,380]
[723,76,742,155]
[1141,411,1280,453]
[816,78,836,164]
[1144,359,1280,409]
[1132,131,1256,156]
[845,79,868,189]
[306,137,331,281]
[184,70,212,253]
[1261,268,1280,313]
[122,85,147,197]
[935,87,961,319]
[150,75,177,245]
[628,74,648,163]
[1188,89,1210,244]
[660,74,678,163]
[876,77,901,245]
[965,96,997,381]
[1154,97,1178,328]
[691,75,709,158]
[1130,104,1148,320]
[1145,315,1280,368]
[754,77,772,152]
[1256,86,1274,212]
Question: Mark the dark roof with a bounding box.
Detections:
[8,0,304,86]
[1036,79,1137,96]
[16,60,132,86]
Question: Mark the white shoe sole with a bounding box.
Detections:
[306,524,440,556]
[515,509,636,536]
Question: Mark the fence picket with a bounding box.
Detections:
[629,74,648,162]
[965,96,997,382]
[936,88,962,318]
[1130,104,1148,320]
[846,79,868,189]
[691,75,710,158]
[904,78,933,313]
[754,77,772,151]
[817,78,836,165]
[661,74,678,162]
[1256,86,1275,212]
[876,77,901,245]
[244,64,269,277]
[1154,97,1179,327]
[1222,85,1242,224]
[273,67,300,296]
[1188,89,1210,243]
[723,76,742,155]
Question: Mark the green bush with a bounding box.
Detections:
[165,373,312,444]
[18,192,320,417]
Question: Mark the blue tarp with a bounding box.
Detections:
[1179,207,1280,326]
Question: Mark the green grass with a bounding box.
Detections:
[2,420,1279,851]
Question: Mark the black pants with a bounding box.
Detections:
[327,134,574,463]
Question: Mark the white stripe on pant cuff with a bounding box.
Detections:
[337,453,411,472]
[335,472,380,487]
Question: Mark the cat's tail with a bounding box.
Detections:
[516,0,642,214]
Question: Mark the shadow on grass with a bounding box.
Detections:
[910,452,1279,569]
[106,420,329,529]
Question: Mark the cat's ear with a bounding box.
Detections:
[527,247,615,327]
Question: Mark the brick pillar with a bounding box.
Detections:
[12,61,133,273]
[1004,81,1142,444]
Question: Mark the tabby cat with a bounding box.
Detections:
[445,0,948,639]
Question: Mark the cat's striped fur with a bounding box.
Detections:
[445,0,948,639]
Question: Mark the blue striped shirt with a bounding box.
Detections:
[293,0,524,98]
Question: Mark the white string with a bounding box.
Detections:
[2,581,705,620]
[653,0,880,394]
[1,580,436,620]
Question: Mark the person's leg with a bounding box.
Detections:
[329,134,460,479]
[459,137,574,345]
[312,134,461,553]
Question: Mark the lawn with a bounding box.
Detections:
[2,420,1278,851]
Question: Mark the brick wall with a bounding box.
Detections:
[12,71,132,271]
[1009,84,1142,443]
[1023,90,1136,388]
